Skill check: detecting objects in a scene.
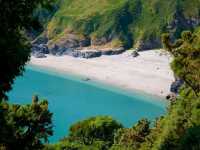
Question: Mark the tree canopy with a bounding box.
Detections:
[162,31,200,96]
[0,1,54,149]
[0,0,55,99]
[0,96,53,150]
[69,116,123,145]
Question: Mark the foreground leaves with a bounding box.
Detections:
[0,96,53,150]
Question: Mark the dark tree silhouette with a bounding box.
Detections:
[0,0,54,99]
[0,1,54,149]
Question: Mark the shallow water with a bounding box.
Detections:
[8,65,167,142]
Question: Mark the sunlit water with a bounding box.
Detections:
[8,65,168,142]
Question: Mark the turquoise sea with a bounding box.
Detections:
[8,65,168,142]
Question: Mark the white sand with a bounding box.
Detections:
[29,49,174,97]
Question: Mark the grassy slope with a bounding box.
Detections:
[46,0,200,49]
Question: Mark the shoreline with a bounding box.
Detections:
[28,64,167,105]
[29,49,175,98]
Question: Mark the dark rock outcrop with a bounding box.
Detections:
[32,35,48,45]
[31,43,49,58]
[31,32,126,58]
[136,38,161,51]
[166,77,184,101]
[71,50,102,59]
[70,47,125,59]
[32,52,47,58]
[32,44,49,54]
[166,93,177,102]
[79,38,91,47]
[131,50,139,57]
[170,78,184,94]
[46,33,91,55]
[101,47,125,55]
[48,44,68,56]
[31,34,50,58]
[91,37,108,46]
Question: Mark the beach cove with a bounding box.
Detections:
[9,53,169,142]
[30,49,174,97]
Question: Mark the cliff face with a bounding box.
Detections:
[33,0,200,55]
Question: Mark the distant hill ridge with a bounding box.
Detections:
[34,0,200,53]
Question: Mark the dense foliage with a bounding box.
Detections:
[162,31,200,96]
[0,1,54,150]
[0,96,53,150]
[110,119,150,150]
[0,0,55,99]
[44,116,123,150]
[45,0,200,49]
[68,116,123,145]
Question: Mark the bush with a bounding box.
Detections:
[0,97,53,150]
[69,116,123,145]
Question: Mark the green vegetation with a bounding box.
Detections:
[44,116,123,150]
[162,31,200,96]
[0,0,55,99]
[45,0,200,49]
[110,119,150,150]
[69,116,122,145]
[0,96,53,149]
[1,1,200,150]
[0,0,53,149]
[32,0,60,36]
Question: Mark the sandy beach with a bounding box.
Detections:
[30,49,174,97]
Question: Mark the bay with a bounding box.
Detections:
[8,65,167,142]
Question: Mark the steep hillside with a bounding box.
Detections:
[39,0,200,53]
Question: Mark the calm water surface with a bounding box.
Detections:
[8,65,167,142]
